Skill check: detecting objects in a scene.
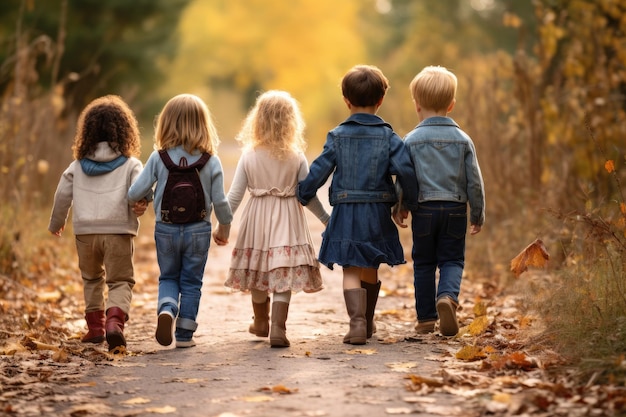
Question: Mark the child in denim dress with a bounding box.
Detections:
[48,95,147,352]
[213,90,329,348]
[128,94,232,348]
[297,65,418,345]
[394,66,485,336]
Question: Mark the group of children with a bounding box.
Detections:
[48,64,485,351]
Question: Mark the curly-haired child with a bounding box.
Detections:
[49,95,148,351]
[213,90,329,348]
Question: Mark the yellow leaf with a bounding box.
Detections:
[455,345,487,361]
[492,392,512,403]
[510,239,550,277]
[605,159,615,173]
[473,301,487,316]
[621,202,626,215]
[467,315,489,336]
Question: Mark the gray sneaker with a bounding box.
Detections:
[176,339,196,348]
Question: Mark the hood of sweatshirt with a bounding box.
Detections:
[79,142,128,176]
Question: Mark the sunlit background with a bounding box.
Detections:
[1,0,626,371]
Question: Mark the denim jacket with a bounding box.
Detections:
[297,113,418,208]
[403,116,485,226]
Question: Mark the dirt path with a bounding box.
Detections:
[51,208,483,417]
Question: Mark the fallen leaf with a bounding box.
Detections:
[240,395,274,402]
[121,397,151,405]
[510,239,550,277]
[467,315,489,336]
[52,348,70,363]
[455,345,487,361]
[386,362,418,372]
[272,384,298,394]
[385,407,413,414]
[405,374,444,388]
[145,405,177,413]
[473,301,487,316]
[344,349,377,355]
[605,159,615,173]
[423,404,465,416]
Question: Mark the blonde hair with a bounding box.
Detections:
[236,90,306,160]
[154,94,219,155]
[409,66,457,112]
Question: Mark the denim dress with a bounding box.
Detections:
[297,113,418,270]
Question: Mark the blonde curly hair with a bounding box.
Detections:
[236,90,306,160]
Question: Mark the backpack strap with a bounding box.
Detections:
[158,150,176,170]
[159,150,210,171]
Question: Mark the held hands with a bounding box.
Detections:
[132,199,149,216]
[392,208,409,229]
[50,226,64,237]
[212,224,231,246]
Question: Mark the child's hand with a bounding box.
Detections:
[132,199,148,216]
[470,224,482,235]
[51,226,64,237]
[393,209,409,228]
[213,224,231,246]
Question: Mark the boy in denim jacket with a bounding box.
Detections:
[394,66,485,336]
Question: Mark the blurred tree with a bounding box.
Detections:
[166,0,366,146]
[0,0,190,116]
[360,0,536,133]
[520,0,626,204]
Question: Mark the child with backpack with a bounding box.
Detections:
[48,95,147,352]
[213,90,329,348]
[128,94,232,348]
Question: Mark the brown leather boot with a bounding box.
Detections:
[361,281,381,338]
[269,301,290,348]
[343,288,367,345]
[105,307,127,350]
[436,296,459,337]
[82,310,105,343]
[248,297,270,337]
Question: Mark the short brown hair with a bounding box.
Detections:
[409,66,457,112]
[341,65,389,107]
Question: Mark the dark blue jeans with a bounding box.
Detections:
[411,202,467,322]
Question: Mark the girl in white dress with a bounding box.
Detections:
[213,90,329,347]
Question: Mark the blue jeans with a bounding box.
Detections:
[411,202,467,322]
[155,221,211,341]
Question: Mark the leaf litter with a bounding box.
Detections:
[1,232,625,416]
